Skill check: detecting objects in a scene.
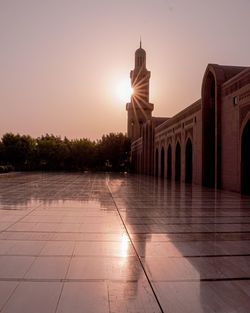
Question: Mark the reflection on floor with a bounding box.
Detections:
[0,172,249,312]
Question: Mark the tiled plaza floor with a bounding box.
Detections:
[0,172,250,312]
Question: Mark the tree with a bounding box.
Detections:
[0,132,131,172]
[97,133,130,171]
[36,134,69,170]
[65,138,96,170]
[2,133,36,170]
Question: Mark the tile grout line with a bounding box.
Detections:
[0,281,20,312]
[106,177,165,313]
[53,174,84,313]
[0,277,250,283]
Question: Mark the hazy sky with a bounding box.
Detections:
[1,0,250,139]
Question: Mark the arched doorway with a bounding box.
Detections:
[167,144,172,180]
[155,149,159,177]
[175,142,181,181]
[161,147,165,178]
[241,120,250,194]
[202,72,215,187]
[185,139,192,183]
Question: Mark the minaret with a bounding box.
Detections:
[126,41,154,141]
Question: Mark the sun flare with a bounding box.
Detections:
[116,79,133,103]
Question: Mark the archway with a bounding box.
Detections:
[202,72,215,187]
[167,144,172,180]
[185,138,192,183]
[155,149,159,177]
[160,147,165,178]
[175,142,181,181]
[241,120,250,194]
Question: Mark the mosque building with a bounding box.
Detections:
[126,42,250,194]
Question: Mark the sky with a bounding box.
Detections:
[1,0,250,140]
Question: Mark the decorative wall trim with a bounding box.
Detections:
[222,70,250,97]
[239,90,250,102]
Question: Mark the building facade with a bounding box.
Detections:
[127,44,250,194]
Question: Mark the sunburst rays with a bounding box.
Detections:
[130,64,151,121]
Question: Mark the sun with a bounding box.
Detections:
[116,79,133,103]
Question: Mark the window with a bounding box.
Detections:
[233,96,238,106]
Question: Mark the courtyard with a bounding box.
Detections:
[0,172,249,312]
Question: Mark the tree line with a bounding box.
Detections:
[0,133,130,172]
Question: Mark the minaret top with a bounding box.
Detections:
[135,39,146,69]
[135,39,145,54]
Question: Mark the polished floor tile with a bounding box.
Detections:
[6,240,46,256]
[0,256,35,278]
[154,281,250,313]
[56,282,109,313]
[0,172,250,312]
[40,241,75,256]
[1,282,62,313]
[25,256,70,279]
[67,256,142,280]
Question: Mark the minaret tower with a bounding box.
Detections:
[126,40,154,141]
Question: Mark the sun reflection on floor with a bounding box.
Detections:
[120,233,129,257]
